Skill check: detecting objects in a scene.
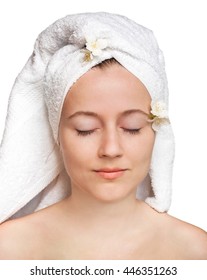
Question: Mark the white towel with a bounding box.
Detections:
[0,12,175,223]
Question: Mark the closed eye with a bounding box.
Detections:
[76,129,95,136]
[76,128,141,136]
[122,128,141,135]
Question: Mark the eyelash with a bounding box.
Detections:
[76,130,94,136]
[124,128,141,135]
[76,128,141,136]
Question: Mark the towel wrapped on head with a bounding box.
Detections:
[0,12,175,223]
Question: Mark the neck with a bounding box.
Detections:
[62,186,147,234]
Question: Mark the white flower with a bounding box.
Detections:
[149,101,170,131]
[82,36,108,62]
[151,100,168,119]
[86,38,108,56]
[82,49,94,62]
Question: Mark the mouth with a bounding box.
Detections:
[94,168,128,180]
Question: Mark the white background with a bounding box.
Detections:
[0,0,206,231]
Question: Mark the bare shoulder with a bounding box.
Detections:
[0,214,46,260]
[163,214,207,259]
[0,219,27,259]
[0,201,69,260]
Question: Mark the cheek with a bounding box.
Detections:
[128,129,155,164]
[60,133,94,175]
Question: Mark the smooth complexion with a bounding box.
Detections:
[59,63,155,204]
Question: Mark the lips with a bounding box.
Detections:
[94,168,128,180]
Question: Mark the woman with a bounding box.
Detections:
[0,12,207,259]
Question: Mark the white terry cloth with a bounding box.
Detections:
[0,12,175,223]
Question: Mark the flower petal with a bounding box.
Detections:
[83,37,108,61]
[92,49,102,56]
[151,101,168,118]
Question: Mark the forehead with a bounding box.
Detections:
[62,63,151,114]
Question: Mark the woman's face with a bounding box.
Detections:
[59,63,155,202]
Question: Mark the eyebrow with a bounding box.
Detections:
[67,109,148,120]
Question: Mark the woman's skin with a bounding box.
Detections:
[0,63,207,260]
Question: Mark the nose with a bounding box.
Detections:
[98,128,123,158]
